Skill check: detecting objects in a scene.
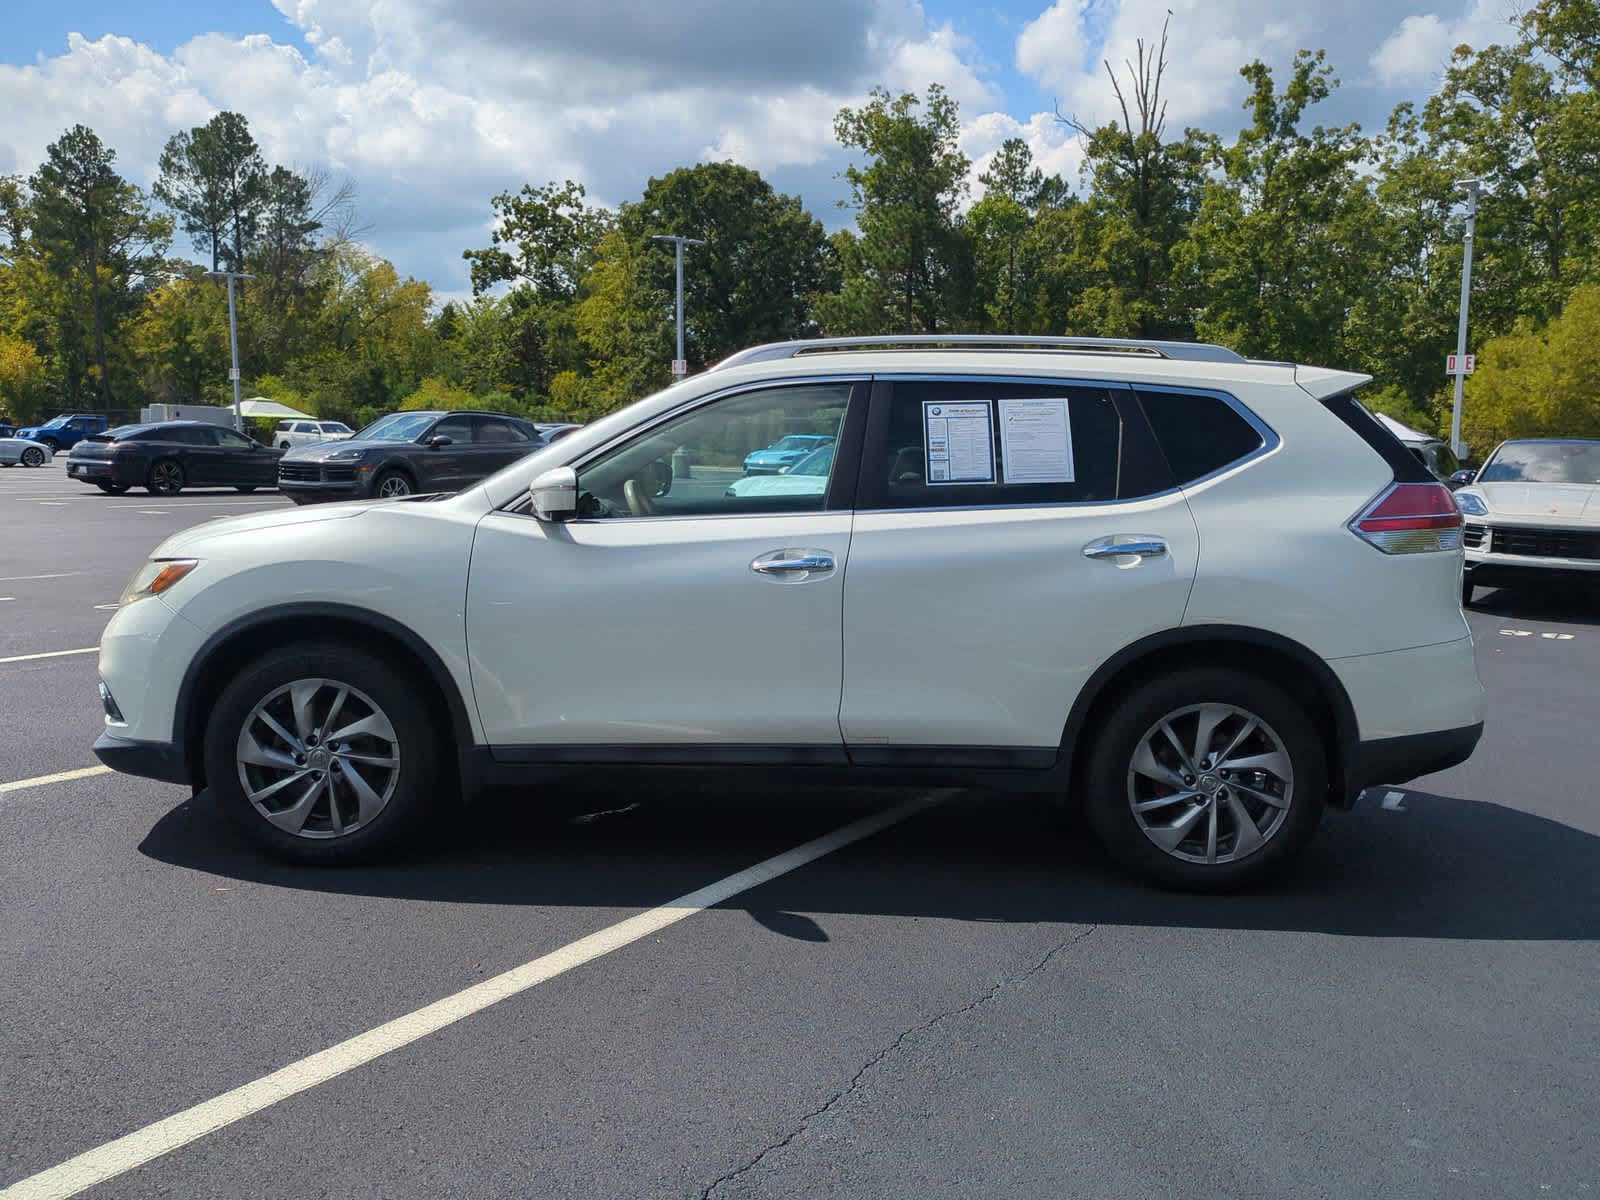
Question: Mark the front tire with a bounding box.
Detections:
[204,642,441,864]
[1462,578,1476,607]
[147,459,184,495]
[373,469,413,499]
[37,439,58,454]
[1083,667,1326,891]
[21,446,45,467]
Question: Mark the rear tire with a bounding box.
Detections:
[147,459,184,495]
[1082,667,1326,891]
[235,485,257,493]
[1462,578,1476,607]
[204,641,442,864]
[21,446,45,467]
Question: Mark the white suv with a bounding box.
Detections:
[274,419,354,450]
[93,337,1485,889]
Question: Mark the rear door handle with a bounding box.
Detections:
[751,548,836,580]
[1082,536,1168,560]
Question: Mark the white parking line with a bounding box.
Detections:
[0,572,81,583]
[107,500,283,510]
[0,766,112,795]
[0,647,97,664]
[0,794,937,1200]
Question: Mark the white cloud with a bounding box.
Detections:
[1371,0,1511,86]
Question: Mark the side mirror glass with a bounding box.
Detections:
[529,466,578,521]
[1448,469,1475,488]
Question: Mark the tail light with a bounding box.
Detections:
[1349,482,1463,554]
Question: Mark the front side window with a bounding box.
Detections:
[217,429,254,449]
[432,415,474,444]
[859,380,1168,509]
[576,383,853,518]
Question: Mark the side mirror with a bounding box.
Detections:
[529,466,578,521]
[428,435,453,449]
[1448,469,1475,489]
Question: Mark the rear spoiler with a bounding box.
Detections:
[1294,365,1373,401]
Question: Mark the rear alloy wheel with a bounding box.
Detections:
[20,446,45,467]
[147,459,184,495]
[206,643,440,863]
[1084,668,1326,891]
[374,470,413,499]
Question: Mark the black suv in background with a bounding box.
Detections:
[66,422,282,495]
[277,410,543,503]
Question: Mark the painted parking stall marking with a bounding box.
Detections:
[0,766,112,795]
[0,647,98,665]
[0,794,940,1200]
[1499,628,1575,641]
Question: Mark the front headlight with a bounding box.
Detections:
[119,559,198,607]
[1455,491,1489,516]
[325,447,367,461]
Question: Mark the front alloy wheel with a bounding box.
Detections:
[375,471,412,499]
[21,446,45,467]
[1127,703,1293,865]
[237,678,400,838]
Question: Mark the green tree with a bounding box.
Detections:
[821,85,973,333]
[155,111,268,273]
[0,330,46,423]
[1462,283,1600,448]
[463,180,611,300]
[1177,51,1384,365]
[29,125,171,405]
[398,375,482,411]
[623,162,834,366]
[125,270,229,403]
[575,229,670,412]
[1059,20,1205,337]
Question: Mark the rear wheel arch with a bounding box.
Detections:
[178,604,475,792]
[1060,625,1359,805]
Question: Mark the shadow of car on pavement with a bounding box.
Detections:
[138,782,1600,944]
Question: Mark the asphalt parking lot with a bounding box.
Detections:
[3,459,1598,1199]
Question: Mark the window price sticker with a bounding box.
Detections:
[923,401,994,485]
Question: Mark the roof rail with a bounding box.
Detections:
[711,334,1248,371]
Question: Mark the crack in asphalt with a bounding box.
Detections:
[699,924,1100,1199]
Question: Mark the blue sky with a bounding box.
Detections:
[0,0,1515,300]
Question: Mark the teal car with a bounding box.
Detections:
[741,433,833,475]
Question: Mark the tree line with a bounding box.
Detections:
[1,0,1596,452]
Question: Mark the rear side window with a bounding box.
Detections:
[858,380,1173,509]
[1319,392,1434,483]
[1137,388,1265,484]
[169,426,215,446]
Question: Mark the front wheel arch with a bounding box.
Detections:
[178,605,474,793]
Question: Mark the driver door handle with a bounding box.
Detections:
[1082,536,1168,560]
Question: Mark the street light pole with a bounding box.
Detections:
[207,269,252,431]
[651,235,706,380]
[1449,180,1480,461]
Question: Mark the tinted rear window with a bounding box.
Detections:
[1137,389,1266,484]
[1319,393,1434,483]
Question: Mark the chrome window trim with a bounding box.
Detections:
[497,370,1280,520]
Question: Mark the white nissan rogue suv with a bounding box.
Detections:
[94,336,1485,889]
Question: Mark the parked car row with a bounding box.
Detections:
[51,410,583,498]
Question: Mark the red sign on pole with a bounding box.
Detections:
[1446,354,1475,376]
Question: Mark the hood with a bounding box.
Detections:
[1477,482,1600,520]
[156,500,373,554]
[285,439,390,462]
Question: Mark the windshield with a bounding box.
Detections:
[789,444,835,477]
[353,413,436,443]
[770,435,820,452]
[39,415,70,429]
[1478,441,1600,484]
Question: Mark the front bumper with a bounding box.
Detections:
[1464,522,1600,584]
[278,474,367,504]
[93,731,190,785]
[1345,722,1483,798]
